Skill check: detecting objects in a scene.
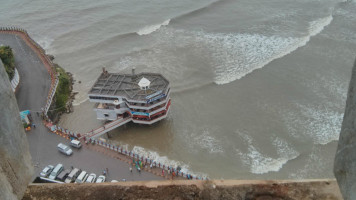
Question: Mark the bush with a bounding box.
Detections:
[0,46,15,79]
[54,65,71,112]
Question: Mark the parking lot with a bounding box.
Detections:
[26,121,163,182]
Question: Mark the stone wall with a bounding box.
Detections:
[0,60,33,200]
[334,57,356,200]
[23,179,341,200]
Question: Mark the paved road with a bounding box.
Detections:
[0,33,163,182]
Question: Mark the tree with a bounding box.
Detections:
[0,46,15,79]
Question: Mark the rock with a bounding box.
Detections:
[0,60,33,200]
[47,54,55,61]
[334,57,356,200]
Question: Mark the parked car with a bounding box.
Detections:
[96,175,106,183]
[56,169,71,182]
[69,139,82,148]
[57,143,73,156]
[75,171,88,183]
[85,173,97,183]
[39,165,54,177]
[111,180,118,182]
[65,168,82,183]
[48,164,64,180]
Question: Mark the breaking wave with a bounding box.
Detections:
[136,19,170,35]
[212,15,333,84]
[236,132,299,174]
[131,146,208,178]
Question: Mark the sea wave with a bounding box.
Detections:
[170,0,224,23]
[236,131,299,174]
[282,103,342,145]
[212,15,333,85]
[136,19,170,35]
[131,146,208,178]
[288,145,331,179]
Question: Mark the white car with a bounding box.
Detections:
[69,140,82,148]
[85,173,97,183]
[96,175,106,183]
[39,165,54,177]
[57,143,73,156]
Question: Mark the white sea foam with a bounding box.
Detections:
[236,132,299,174]
[136,19,170,35]
[308,16,333,37]
[283,103,343,145]
[305,74,347,108]
[37,37,55,54]
[131,146,208,178]
[202,15,333,85]
[192,129,224,153]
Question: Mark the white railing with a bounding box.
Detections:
[10,68,20,92]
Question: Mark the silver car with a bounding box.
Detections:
[85,173,97,183]
[39,165,54,177]
[96,175,106,183]
[57,143,73,156]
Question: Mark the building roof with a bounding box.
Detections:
[88,72,169,101]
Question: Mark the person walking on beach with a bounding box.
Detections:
[138,167,141,173]
[130,166,132,173]
[106,168,109,174]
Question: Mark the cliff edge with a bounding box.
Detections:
[334,58,356,200]
[0,60,33,200]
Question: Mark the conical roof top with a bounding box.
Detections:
[138,77,150,88]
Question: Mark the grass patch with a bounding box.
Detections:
[54,64,71,112]
[0,46,15,79]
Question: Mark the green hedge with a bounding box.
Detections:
[54,64,70,112]
[0,46,15,79]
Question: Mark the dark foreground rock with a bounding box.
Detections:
[23,179,341,200]
[334,57,356,200]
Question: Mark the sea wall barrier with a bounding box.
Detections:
[0,27,58,116]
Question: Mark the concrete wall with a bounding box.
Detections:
[334,58,356,200]
[0,60,33,200]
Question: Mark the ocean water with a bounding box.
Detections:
[1,0,356,179]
